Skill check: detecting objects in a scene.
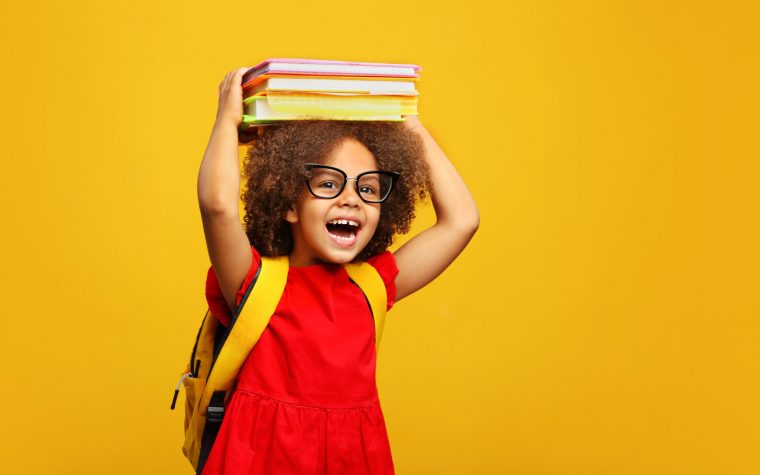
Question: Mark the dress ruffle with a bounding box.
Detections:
[202,388,394,475]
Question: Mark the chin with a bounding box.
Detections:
[320,241,372,264]
[318,235,372,264]
[321,249,362,265]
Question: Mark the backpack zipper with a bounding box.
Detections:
[170,372,193,410]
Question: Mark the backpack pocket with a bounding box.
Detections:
[183,376,206,433]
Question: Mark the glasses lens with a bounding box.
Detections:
[358,173,393,203]
[307,167,345,198]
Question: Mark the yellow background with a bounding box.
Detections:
[2,1,758,473]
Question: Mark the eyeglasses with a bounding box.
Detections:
[304,163,400,204]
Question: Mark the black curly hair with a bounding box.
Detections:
[241,120,431,262]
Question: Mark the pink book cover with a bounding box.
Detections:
[242,58,421,88]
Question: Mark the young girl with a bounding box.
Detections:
[197,67,479,475]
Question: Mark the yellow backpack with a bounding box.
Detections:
[170,255,388,473]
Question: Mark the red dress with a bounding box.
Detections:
[201,245,398,475]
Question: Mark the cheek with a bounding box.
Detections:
[364,208,382,235]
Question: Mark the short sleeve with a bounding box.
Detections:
[205,245,262,326]
[366,250,399,311]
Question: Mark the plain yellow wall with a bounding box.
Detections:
[1,1,758,473]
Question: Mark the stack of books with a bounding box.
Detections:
[239,58,421,132]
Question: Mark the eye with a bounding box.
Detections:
[318,180,339,189]
[359,185,377,195]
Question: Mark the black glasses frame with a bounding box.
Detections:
[304,163,400,204]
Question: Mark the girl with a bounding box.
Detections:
[197,67,479,475]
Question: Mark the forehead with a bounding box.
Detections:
[321,138,378,174]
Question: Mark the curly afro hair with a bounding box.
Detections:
[241,120,432,262]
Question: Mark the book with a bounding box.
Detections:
[242,58,421,88]
[243,77,418,98]
[240,93,417,128]
[242,73,418,90]
[237,58,422,133]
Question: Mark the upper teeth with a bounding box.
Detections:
[328,219,359,227]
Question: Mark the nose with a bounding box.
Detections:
[337,178,361,207]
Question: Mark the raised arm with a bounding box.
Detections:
[198,67,254,312]
[392,115,480,302]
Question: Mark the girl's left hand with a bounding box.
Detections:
[402,114,425,134]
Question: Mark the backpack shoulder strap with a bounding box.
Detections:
[345,262,388,352]
[199,255,289,415]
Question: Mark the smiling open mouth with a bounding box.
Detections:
[326,219,360,245]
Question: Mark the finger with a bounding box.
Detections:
[223,70,235,86]
[222,71,237,96]
[236,67,251,86]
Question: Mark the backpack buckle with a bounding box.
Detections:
[206,391,226,424]
[207,404,224,423]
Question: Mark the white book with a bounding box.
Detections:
[258,62,417,76]
[247,77,418,96]
[242,58,422,86]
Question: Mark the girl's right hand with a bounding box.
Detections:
[215,67,251,128]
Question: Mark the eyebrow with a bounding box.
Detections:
[311,165,384,176]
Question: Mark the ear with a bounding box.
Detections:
[284,203,298,223]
